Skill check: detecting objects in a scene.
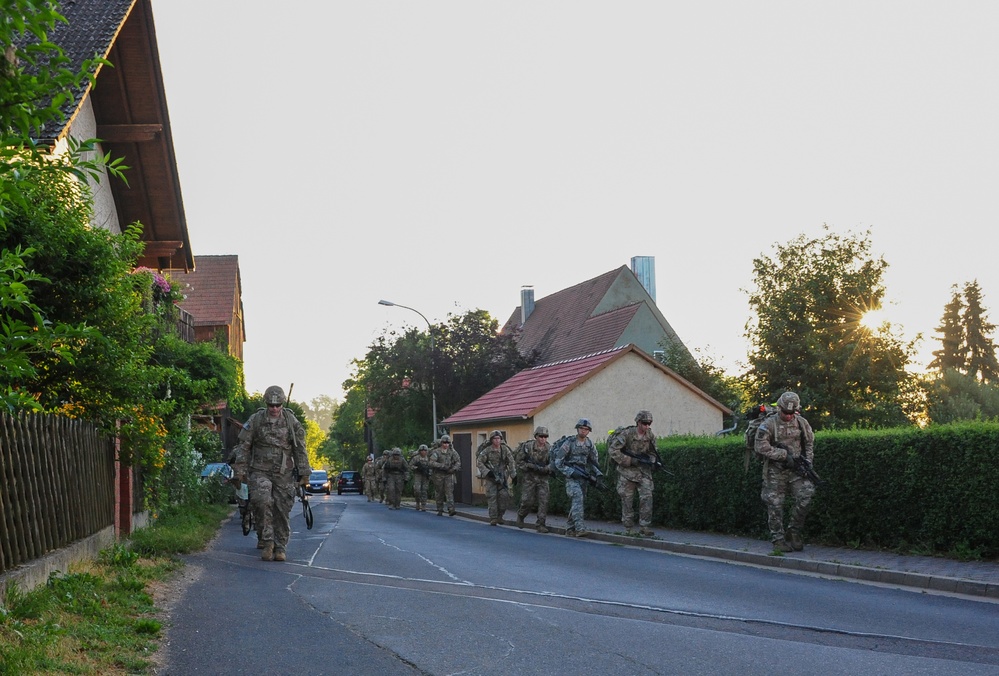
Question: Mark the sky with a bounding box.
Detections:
[150,1,999,406]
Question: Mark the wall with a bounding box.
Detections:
[64,97,122,235]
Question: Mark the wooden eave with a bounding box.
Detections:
[88,0,193,271]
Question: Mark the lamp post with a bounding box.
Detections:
[378,299,438,441]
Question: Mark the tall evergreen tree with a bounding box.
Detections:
[928,286,967,373]
[962,280,999,383]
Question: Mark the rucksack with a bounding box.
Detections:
[743,404,806,472]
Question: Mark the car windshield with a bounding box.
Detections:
[310,471,328,481]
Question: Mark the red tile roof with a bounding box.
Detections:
[443,347,629,425]
[167,255,242,327]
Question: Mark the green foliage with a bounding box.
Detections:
[128,502,232,557]
[356,309,537,449]
[656,340,746,414]
[922,369,999,424]
[324,383,370,470]
[961,281,999,383]
[929,285,967,372]
[548,424,999,559]
[745,226,918,429]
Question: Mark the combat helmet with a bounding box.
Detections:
[575,418,592,431]
[490,430,503,440]
[635,410,653,424]
[777,391,801,414]
[418,444,429,452]
[391,448,403,456]
[533,426,549,437]
[440,434,452,443]
[263,385,286,406]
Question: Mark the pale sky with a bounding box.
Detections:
[152,1,999,406]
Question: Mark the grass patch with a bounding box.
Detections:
[0,502,230,674]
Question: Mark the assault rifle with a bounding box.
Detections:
[415,460,431,477]
[774,443,824,485]
[566,465,607,491]
[618,449,675,476]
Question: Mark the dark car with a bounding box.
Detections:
[306,470,331,495]
[337,470,363,495]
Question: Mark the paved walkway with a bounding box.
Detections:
[426,502,999,600]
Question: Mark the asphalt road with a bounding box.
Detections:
[157,494,999,675]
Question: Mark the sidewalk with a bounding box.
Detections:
[441,503,999,600]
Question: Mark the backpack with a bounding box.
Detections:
[743,405,806,472]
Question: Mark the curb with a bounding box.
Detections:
[453,510,999,600]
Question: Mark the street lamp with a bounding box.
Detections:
[378,299,438,441]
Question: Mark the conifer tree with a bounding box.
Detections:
[962,280,999,383]
[928,286,967,372]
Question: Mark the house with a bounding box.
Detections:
[442,344,731,502]
[38,0,193,271]
[167,255,246,361]
[501,258,688,365]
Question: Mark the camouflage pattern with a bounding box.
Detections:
[608,425,658,529]
[383,449,410,509]
[554,433,598,532]
[408,447,432,511]
[361,456,378,501]
[231,407,309,555]
[755,409,816,543]
[375,451,390,502]
[429,442,461,515]
[476,439,516,523]
[515,437,553,527]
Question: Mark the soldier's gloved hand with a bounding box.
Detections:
[299,475,310,487]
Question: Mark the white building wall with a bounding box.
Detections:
[537,352,723,442]
[64,97,122,234]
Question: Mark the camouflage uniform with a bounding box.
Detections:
[231,392,309,562]
[429,436,461,516]
[554,420,599,536]
[361,455,378,501]
[383,448,410,509]
[408,445,432,511]
[515,428,553,532]
[608,411,657,536]
[476,432,517,525]
[755,392,816,551]
[375,450,390,502]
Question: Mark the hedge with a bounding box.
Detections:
[540,421,999,560]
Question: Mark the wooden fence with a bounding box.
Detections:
[0,412,116,575]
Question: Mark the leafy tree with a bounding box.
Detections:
[301,394,338,432]
[323,382,370,470]
[357,309,536,449]
[923,368,999,424]
[928,286,967,373]
[745,226,918,429]
[962,280,999,383]
[656,340,746,419]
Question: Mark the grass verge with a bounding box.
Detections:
[0,501,231,675]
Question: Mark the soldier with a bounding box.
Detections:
[754,391,816,552]
[409,444,432,511]
[554,418,600,537]
[608,410,658,537]
[514,426,553,533]
[428,434,461,516]
[383,448,410,509]
[476,431,517,526]
[375,450,390,503]
[231,385,310,562]
[361,454,378,502]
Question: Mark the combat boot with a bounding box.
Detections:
[574,529,589,538]
[260,542,274,561]
[448,509,456,517]
[274,549,286,562]
[787,528,804,551]
[565,528,576,537]
[772,538,792,553]
[437,508,443,516]
[639,527,654,537]
[536,521,549,534]
[516,514,526,529]
[256,539,265,549]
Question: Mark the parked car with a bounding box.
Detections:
[199,462,233,482]
[337,470,363,495]
[306,470,332,495]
